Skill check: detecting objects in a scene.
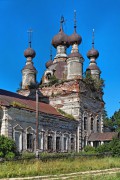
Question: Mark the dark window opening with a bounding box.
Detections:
[84,117,87,130]
[56,137,61,152]
[38,134,41,150]
[93,141,99,148]
[27,133,33,149]
[71,138,74,151]
[46,73,51,80]
[84,137,87,147]
[97,120,99,132]
[91,118,94,130]
[64,137,67,151]
[47,136,53,152]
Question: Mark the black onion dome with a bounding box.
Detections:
[45,60,53,68]
[87,48,99,59]
[69,32,82,45]
[24,47,36,58]
[52,28,69,48]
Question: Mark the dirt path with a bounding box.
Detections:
[1,168,120,180]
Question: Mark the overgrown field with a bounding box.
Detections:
[1,157,120,178]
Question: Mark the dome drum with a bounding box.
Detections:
[45,60,53,68]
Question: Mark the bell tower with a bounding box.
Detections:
[67,10,84,80]
[86,29,101,80]
[22,29,37,90]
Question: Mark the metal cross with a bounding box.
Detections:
[27,28,33,48]
[60,15,65,28]
[92,29,95,48]
[74,10,77,32]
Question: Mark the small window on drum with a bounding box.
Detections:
[46,73,51,80]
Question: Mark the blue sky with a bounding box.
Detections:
[0,0,120,117]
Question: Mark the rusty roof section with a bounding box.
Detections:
[0,89,61,116]
[88,132,118,141]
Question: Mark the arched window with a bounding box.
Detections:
[26,127,35,151]
[13,124,23,152]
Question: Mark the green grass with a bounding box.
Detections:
[0,157,120,178]
[69,173,120,180]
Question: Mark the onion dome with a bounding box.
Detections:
[69,32,82,45]
[45,60,53,68]
[52,28,69,48]
[69,10,82,45]
[87,48,99,59]
[87,29,99,59]
[52,16,69,48]
[24,47,36,58]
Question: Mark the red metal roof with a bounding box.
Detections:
[88,132,118,141]
[0,89,60,116]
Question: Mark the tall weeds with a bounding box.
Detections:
[0,157,120,178]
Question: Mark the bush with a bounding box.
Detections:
[21,151,35,159]
[84,145,96,153]
[0,151,4,157]
[110,138,120,156]
[5,152,15,160]
[0,135,18,158]
[96,143,111,153]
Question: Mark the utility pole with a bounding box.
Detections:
[36,89,39,157]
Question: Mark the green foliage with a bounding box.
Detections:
[11,101,27,109]
[21,151,35,159]
[58,109,75,120]
[95,143,111,153]
[83,74,104,92]
[91,137,120,157]
[1,157,120,178]
[104,109,120,132]
[0,135,18,158]
[5,152,15,160]
[84,145,96,154]
[0,151,4,157]
[49,75,59,85]
[109,138,120,156]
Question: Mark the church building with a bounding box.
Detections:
[0,13,115,153]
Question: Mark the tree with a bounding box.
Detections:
[103,109,120,132]
[0,135,18,159]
